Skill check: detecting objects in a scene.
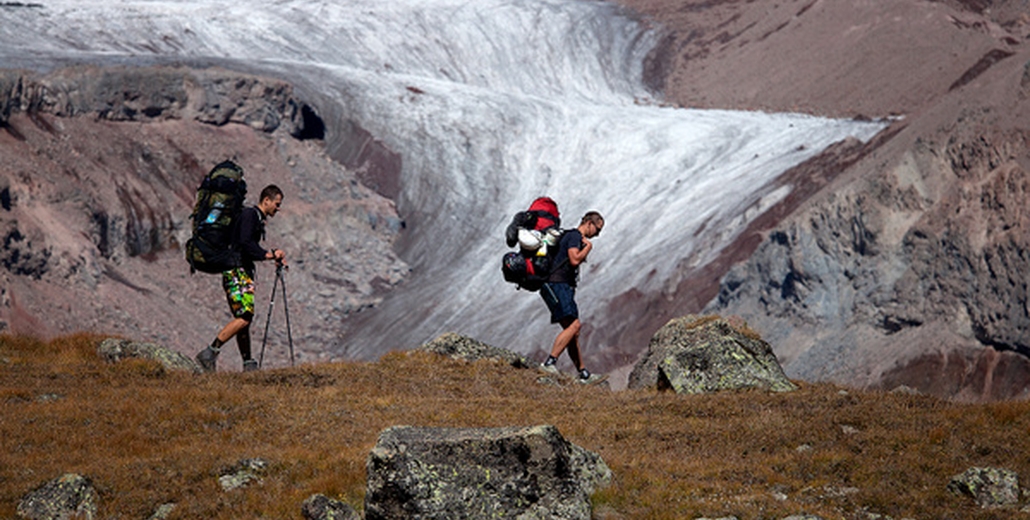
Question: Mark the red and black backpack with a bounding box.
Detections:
[502,197,564,291]
[504,196,560,247]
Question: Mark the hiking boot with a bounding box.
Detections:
[538,362,560,376]
[242,359,259,372]
[577,373,609,386]
[195,346,219,373]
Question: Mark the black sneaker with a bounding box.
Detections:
[195,346,219,373]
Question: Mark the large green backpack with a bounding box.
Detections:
[185,161,247,274]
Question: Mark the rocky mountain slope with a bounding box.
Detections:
[0,66,408,370]
[616,0,1030,400]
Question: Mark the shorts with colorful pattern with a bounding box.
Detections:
[222,267,255,320]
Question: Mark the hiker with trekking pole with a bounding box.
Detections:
[188,162,288,373]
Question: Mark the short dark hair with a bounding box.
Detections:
[260,185,283,202]
[581,211,604,227]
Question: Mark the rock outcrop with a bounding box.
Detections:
[218,458,268,492]
[0,65,319,136]
[364,425,611,520]
[628,315,796,394]
[417,332,530,368]
[16,473,97,520]
[96,337,200,373]
[301,494,361,520]
[947,466,1021,508]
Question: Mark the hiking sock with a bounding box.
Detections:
[236,327,252,360]
[543,356,557,367]
[209,338,224,353]
[578,368,591,380]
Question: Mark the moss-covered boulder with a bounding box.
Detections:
[301,494,361,520]
[17,473,97,520]
[97,338,200,374]
[628,315,796,394]
[416,332,530,368]
[947,466,1020,508]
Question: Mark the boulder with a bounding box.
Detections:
[365,424,611,520]
[947,466,1020,508]
[97,338,201,374]
[417,332,530,369]
[301,494,361,520]
[147,503,176,520]
[628,315,797,394]
[218,458,268,492]
[16,473,97,520]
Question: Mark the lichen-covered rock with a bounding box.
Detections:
[301,494,361,520]
[147,503,176,520]
[365,425,611,520]
[97,338,200,374]
[628,315,796,394]
[16,473,97,520]
[947,466,1020,508]
[218,458,268,492]
[417,332,530,369]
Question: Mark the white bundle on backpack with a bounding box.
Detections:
[518,228,543,252]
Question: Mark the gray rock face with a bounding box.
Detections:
[16,473,97,520]
[0,65,314,135]
[628,315,796,394]
[417,332,530,368]
[97,337,201,373]
[707,119,1030,400]
[947,466,1021,508]
[364,425,611,520]
[1,218,50,280]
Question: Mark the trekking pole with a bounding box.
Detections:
[257,266,282,369]
[278,264,296,367]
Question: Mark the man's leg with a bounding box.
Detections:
[541,283,580,373]
[549,317,581,361]
[217,317,250,344]
[564,324,584,372]
[236,324,259,371]
[198,268,255,373]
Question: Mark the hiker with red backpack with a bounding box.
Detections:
[537,210,606,384]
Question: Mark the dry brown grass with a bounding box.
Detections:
[2,333,1030,519]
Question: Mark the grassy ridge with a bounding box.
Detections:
[1,334,1028,519]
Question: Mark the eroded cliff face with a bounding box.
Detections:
[0,65,408,369]
[706,55,1030,400]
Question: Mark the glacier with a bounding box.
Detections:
[0,0,887,365]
